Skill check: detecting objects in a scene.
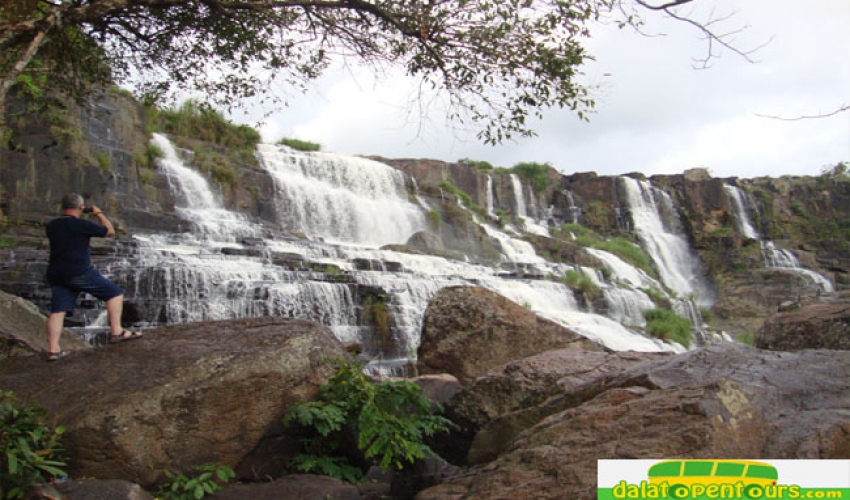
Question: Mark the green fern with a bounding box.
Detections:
[284,359,457,480]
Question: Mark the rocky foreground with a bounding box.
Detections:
[1,288,849,500]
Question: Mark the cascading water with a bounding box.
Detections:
[722,184,833,292]
[761,241,834,292]
[510,174,528,218]
[104,135,712,376]
[257,144,426,247]
[620,177,714,306]
[486,175,496,217]
[566,190,582,224]
[152,133,261,242]
[723,185,759,239]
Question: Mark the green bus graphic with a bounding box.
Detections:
[648,460,778,487]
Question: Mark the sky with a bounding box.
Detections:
[234,0,850,179]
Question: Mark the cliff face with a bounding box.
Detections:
[2,90,847,340]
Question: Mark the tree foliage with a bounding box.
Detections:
[0,391,67,500]
[1,0,753,143]
[284,359,456,480]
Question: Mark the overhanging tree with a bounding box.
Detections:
[0,0,750,145]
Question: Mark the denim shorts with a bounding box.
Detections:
[50,268,124,314]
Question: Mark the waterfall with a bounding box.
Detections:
[102,137,705,372]
[566,190,582,224]
[761,241,834,292]
[620,177,713,305]
[486,175,496,217]
[510,174,528,218]
[257,144,426,247]
[151,133,261,241]
[723,185,759,239]
[722,183,832,292]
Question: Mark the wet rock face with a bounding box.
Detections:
[416,344,850,500]
[0,317,348,487]
[755,294,850,350]
[417,286,605,384]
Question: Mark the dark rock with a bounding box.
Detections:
[417,286,605,383]
[756,296,850,350]
[415,344,850,500]
[0,317,348,488]
[210,474,360,500]
[447,349,667,465]
[55,479,154,500]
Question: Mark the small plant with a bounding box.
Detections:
[509,161,552,193]
[277,137,321,152]
[563,270,602,301]
[699,306,715,326]
[736,332,756,346]
[364,295,392,350]
[148,142,165,162]
[643,308,693,347]
[284,359,456,481]
[210,164,237,186]
[426,209,442,229]
[156,463,235,500]
[438,180,474,207]
[457,158,494,172]
[0,235,17,248]
[96,151,111,170]
[0,391,67,500]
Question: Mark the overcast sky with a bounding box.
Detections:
[236,0,850,179]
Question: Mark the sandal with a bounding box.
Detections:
[108,330,144,344]
[44,350,69,362]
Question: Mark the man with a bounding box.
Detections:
[45,193,143,361]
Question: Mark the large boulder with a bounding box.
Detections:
[417,286,605,383]
[0,288,89,356]
[416,344,850,500]
[444,349,667,465]
[0,317,348,487]
[756,296,850,350]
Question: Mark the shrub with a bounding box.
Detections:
[96,151,111,170]
[210,164,237,186]
[554,224,656,278]
[156,464,235,500]
[592,238,655,277]
[145,99,261,152]
[284,359,456,480]
[736,332,756,346]
[438,181,473,207]
[427,210,442,229]
[563,269,601,300]
[457,158,494,172]
[0,391,67,500]
[277,137,322,152]
[643,308,693,347]
[364,295,392,351]
[510,161,552,193]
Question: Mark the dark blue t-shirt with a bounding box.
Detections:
[46,216,108,282]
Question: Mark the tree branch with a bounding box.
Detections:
[756,105,850,121]
[632,0,695,11]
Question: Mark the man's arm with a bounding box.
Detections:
[89,205,116,237]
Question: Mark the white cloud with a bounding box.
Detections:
[235,0,850,178]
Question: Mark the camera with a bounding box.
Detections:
[82,207,94,214]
